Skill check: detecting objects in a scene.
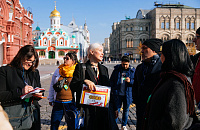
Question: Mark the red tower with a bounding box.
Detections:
[0,0,33,66]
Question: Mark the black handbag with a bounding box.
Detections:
[53,77,67,92]
[3,103,35,130]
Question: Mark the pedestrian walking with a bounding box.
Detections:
[190,27,200,107]
[110,55,135,130]
[132,38,163,130]
[143,39,195,129]
[70,43,118,130]
[0,45,43,130]
[48,52,78,130]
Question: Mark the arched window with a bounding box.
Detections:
[185,17,190,30]
[44,39,47,45]
[191,17,195,30]
[175,16,181,30]
[160,16,165,29]
[126,36,133,48]
[175,34,181,40]
[58,51,65,56]
[165,16,170,29]
[161,34,169,42]
[9,0,14,20]
[60,39,64,45]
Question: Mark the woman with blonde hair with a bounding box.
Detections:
[70,43,117,130]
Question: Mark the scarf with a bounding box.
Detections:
[143,70,195,130]
[58,64,76,77]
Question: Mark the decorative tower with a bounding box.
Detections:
[49,1,61,29]
[72,34,76,44]
[84,19,90,44]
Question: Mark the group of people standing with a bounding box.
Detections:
[0,27,200,130]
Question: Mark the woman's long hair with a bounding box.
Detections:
[9,45,39,71]
[161,39,194,77]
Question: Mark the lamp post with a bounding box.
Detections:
[105,51,108,62]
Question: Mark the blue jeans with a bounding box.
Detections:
[51,101,76,130]
[115,96,131,127]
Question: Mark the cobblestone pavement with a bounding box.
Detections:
[38,63,137,130]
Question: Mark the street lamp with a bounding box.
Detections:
[105,51,108,62]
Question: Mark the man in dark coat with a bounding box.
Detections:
[191,27,200,106]
[132,38,163,130]
[110,56,135,130]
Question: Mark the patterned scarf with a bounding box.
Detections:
[58,64,76,77]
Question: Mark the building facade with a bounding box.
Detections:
[102,38,110,61]
[0,0,33,66]
[110,2,200,60]
[110,18,151,60]
[33,3,90,61]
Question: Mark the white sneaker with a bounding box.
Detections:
[121,126,127,130]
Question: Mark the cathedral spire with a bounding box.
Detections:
[54,1,56,9]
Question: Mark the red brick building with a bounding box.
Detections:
[0,0,33,66]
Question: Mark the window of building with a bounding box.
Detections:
[187,22,190,29]
[44,39,47,45]
[51,37,56,44]
[191,22,194,30]
[126,38,133,48]
[60,39,64,45]
[58,51,65,56]
[140,27,143,31]
[166,22,169,29]
[126,28,128,31]
[161,34,169,42]
[39,51,45,56]
[130,27,133,31]
[176,22,180,29]
[161,22,164,29]
[146,27,148,31]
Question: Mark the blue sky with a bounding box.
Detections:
[20,0,200,44]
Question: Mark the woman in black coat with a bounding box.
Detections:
[70,43,118,130]
[0,45,43,130]
[143,39,195,130]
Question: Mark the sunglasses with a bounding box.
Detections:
[63,57,70,60]
[24,60,35,65]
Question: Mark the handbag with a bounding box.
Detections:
[64,107,84,130]
[3,103,35,130]
[53,77,67,92]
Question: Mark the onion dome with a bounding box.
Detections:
[50,5,61,17]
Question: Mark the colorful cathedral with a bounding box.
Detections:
[33,2,90,60]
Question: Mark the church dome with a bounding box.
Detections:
[36,26,40,31]
[50,6,61,17]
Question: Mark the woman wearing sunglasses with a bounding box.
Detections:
[48,52,78,130]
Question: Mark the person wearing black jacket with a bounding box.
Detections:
[190,27,200,106]
[143,39,194,129]
[70,43,118,130]
[0,45,43,129]
[132,38,163,130]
